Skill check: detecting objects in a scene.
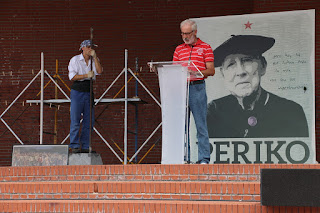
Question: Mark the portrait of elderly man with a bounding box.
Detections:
[207,35,309,138]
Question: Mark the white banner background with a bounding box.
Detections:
[189,9,316,164]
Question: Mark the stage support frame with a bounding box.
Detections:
[1,50,161,165]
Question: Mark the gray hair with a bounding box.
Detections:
[180,19,197,31]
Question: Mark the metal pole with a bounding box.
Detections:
[129,122,162,162]
[124,49,128,165]
[89,27,94,152]
[128,68,161,107]
[95,69,125,105]
[40,52,44,144]
[185,80,190,163]
[44,70,70,100]
[134,57,139,163]
[0,71,41,119]
[54,59,58,144]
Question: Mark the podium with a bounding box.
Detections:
[148,61,203,164]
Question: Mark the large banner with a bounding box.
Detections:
[190,10,316,164]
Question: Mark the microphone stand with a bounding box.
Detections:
[185,45,193,163]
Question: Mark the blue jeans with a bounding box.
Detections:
[69,89,94,150]
[188,82,210,163]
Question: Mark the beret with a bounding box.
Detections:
[213,35,275,67]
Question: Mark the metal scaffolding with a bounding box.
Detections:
[0,50,162,164]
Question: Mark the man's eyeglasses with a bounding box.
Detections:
[181,30,194,36]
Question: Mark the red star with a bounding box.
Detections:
[244,21,253,29]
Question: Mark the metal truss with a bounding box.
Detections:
[0,51,162,165]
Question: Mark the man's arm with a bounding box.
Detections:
[71,73,91,81]
[94,57,103,74]
[201,61,215,78]
[90,50,103,74]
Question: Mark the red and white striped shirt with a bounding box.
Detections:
[173,38,214,80]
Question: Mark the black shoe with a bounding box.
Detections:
[81,149,97,153]
[69,148,81,153]
[81,149,90,153]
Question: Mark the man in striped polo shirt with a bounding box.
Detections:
[173,19,215,164]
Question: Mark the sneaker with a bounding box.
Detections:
[200,161,208,164]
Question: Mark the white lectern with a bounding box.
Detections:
[148,61,203,164]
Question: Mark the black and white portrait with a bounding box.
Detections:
[188,10,315,164]
[206,35,309,138]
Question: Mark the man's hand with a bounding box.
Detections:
[90,49,97,59]
[87,70,95,78]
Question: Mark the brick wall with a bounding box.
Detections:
[0,0,319,166]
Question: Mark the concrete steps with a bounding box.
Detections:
[0,164,262,182]
[0,200,269,213]
[0,164,319,212]
[0,181,260,201]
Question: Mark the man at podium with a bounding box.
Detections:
[173,19,215,164]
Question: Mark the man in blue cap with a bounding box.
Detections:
[68,40,103,153]
[207,35,308,138]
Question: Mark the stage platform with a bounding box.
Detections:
[12,145,103,167]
